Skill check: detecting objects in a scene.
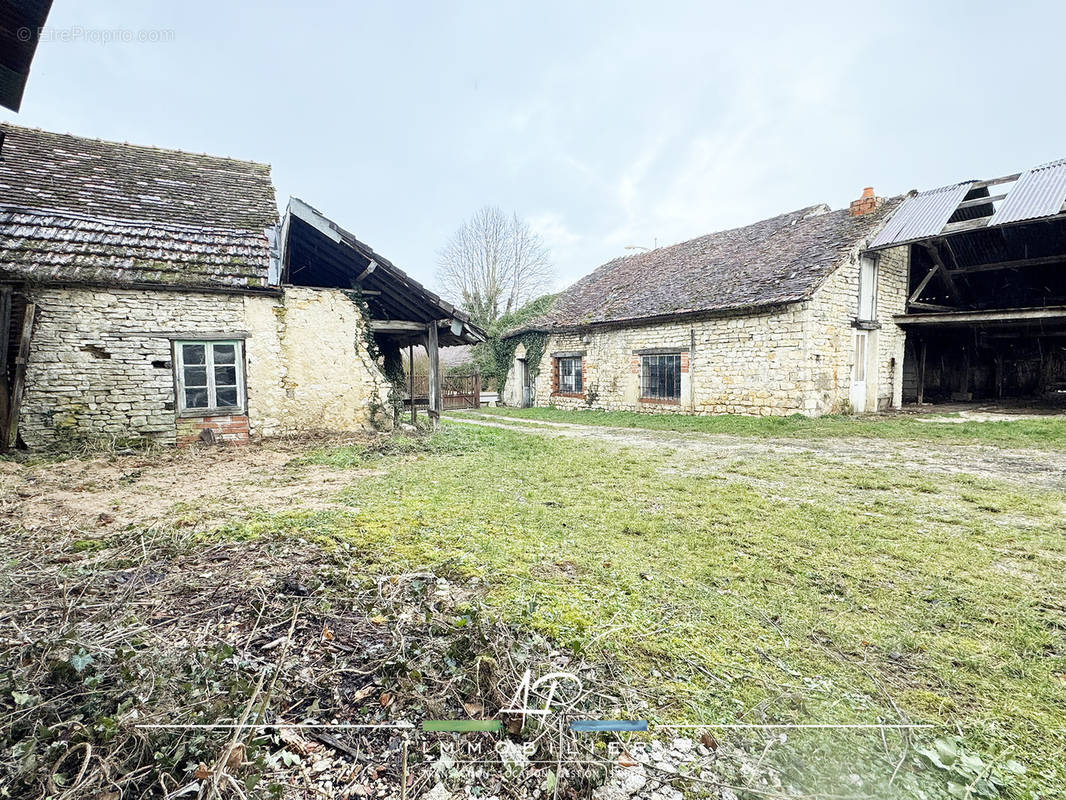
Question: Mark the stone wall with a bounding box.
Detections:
[804,244,909,412]
[508,306,813,416]
[242,287,392,437]
[801,243,912,413]
[503,244,910,417]
[17,285,391,447]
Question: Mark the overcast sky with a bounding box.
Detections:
[4,1,1064,301]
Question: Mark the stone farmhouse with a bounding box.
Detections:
[0,125,483,450]
[503,157,1066,417]
[502,192,906,415]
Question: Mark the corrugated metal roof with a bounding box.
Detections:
[989,159,1066,226]
[868,181,974,249]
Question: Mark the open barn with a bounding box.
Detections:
[867,160,1066,408]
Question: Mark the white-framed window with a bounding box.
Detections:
[640,353,681,401]
[858,256,878,321]
[174,340,245,416]
[557,356,582,394]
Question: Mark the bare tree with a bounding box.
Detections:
[436,206,554,327]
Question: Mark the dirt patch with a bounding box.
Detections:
[0,437,381,535]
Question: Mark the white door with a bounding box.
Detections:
[850,332,868,412]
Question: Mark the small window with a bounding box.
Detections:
[557,356,582,394]
[858,256,878,321]
[174,340,245,415]
[641,353,681,401]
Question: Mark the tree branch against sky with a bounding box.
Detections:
[434,208,554,330]
[436,206,554,328]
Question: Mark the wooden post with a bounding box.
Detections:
[426,322,441,427]
[960,344,971,398]
[0,287,12,451]
[917,339,927,406]
[0,287,11,373]
[408,344,417,425]
[7,303,36,451]
[473,370,481,409]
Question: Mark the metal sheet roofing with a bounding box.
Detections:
[989,159,1066,226]
[868,182,974,249]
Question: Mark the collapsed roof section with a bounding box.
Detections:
[864,157,1066,319]
[869,159,1066,251]
[281,198,484,348]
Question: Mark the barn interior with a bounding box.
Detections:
[868,160,1066,408]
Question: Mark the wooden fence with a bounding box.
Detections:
[407,372,480,410]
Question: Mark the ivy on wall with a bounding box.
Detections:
[344,288,407,424]
[343,288,381,362]
[472,293,557,391]
[494,330,548,400]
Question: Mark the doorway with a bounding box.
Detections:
[850,331,869,412]
[518,358,533,408]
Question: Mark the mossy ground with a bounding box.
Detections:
[222,420,1066,797]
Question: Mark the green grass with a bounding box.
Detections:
[230,425,1065,797]
[466,405,1066,450]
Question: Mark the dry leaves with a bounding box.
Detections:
[616,751,639,768]
[462,701,485,718]
[699,732,719,751]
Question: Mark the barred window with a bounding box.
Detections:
[174,340,245,415]
[557,356,582,394]
[640,353,681,401]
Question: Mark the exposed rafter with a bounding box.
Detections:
[868,159,1066,251]
[281,198,486,347]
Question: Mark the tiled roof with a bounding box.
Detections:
[0,210,272,289]
[0,124,278,290]
[511,199,902,334]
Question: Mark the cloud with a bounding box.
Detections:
[529,211,580,249]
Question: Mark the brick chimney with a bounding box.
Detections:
[849,186,882,216]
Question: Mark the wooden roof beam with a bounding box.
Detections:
[922,242,963,306]
[356,260,377,281]
[970,172,1022,191]
[955,193,1006,210]
[946,254,1066,274]
[368,320,428,333]
[896,305,1066,325]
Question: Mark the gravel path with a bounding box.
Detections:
[448,411,1066,489]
